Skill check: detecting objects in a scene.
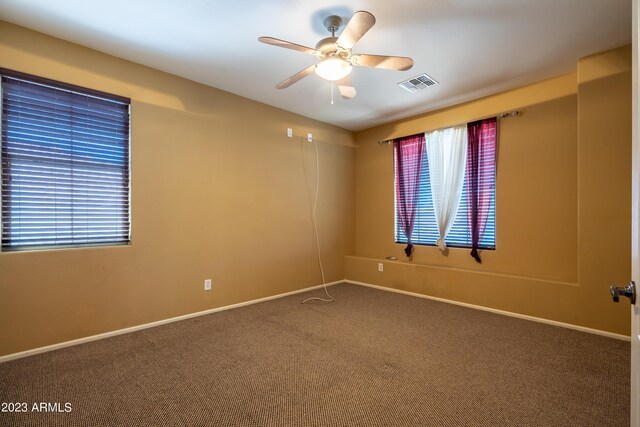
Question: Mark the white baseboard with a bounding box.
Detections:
[2,278,629,363]
[346,280,631,342]
[0,280,342,363]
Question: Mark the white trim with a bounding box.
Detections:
[2,278,629,363]
[0,281,342,363]
[346,280,631,341]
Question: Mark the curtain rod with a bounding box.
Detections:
[377,110,522,145]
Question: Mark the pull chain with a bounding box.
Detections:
[331,81,334,105]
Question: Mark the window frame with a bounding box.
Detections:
[393,126,497,251]
[0,68,132,252]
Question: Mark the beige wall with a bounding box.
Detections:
[0,22,355,356]
[348,46,632,335]
[0,20,632,357]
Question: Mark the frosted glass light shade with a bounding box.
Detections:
[315,57,352,81]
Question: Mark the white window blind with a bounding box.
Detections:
[395,134,496,249]
[1,70,131,251]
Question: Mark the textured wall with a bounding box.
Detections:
[348,46,631,335]
[0,20,631,358]
[0,22,355,356]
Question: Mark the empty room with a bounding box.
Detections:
[0,1,637,426]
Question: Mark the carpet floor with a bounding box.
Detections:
[0,283,630,426]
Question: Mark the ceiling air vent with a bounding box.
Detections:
[398,73,439,93]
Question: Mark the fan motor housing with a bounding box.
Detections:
[315,37,338,54]
[315,36,350,60]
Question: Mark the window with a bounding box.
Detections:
[1,69,131,251]
[395,121,496,250]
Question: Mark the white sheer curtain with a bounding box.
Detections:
[424,125,468,251]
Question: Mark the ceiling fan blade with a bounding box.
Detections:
[337,76,356,99]
[350,54,414,71]
[258,36,319,56]
[275,65,316,89]
[336,11,376,50]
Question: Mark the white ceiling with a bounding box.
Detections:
[0,0,631,131]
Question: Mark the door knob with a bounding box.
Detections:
[610,281,636,304]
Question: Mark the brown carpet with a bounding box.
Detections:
[0,283,630,426]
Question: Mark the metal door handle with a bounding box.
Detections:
[610,281,636,304]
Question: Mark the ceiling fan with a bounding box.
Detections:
[258,10,414,99]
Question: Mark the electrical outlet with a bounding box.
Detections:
[204,279,212,291]
[287,128,292,138]
[378,263,384,272]
[307,133,313,142]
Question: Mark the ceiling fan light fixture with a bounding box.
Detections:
[260,10,412,95]
[314,57,352,81]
